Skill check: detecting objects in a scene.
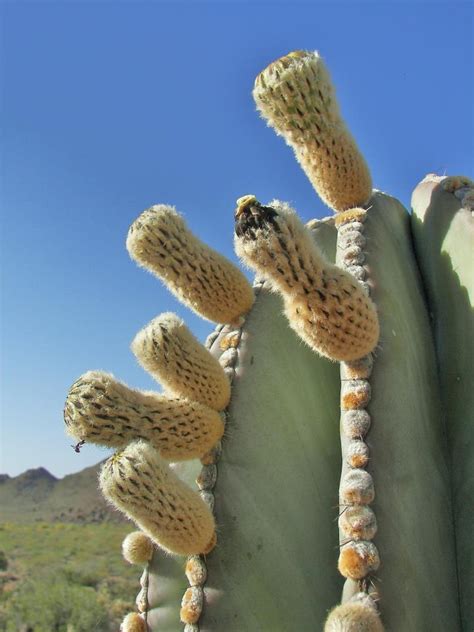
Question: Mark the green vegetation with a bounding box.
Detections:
[0,522,138,631]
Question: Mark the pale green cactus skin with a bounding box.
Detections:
[201,286,341,628]
[411,176,474,631]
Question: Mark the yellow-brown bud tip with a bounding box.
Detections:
[121,612,147,632]
[338,541,380,580]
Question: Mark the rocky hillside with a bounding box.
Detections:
[0,462,126,524]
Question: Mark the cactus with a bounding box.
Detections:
[63,50,472,631]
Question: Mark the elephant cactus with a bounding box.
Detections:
[63,50,473,631]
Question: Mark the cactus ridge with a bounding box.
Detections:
[177,284,261,630]
[253,51,372,212]
[126,204,254,324]
[131,312,231,411]
[234,196,379,361]
[100,440,216,556]
[330,210,382,623]
[64,370,224,460]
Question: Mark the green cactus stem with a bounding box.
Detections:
[62,47,472,632]
[411,174,474,630]
[335,192,460,630]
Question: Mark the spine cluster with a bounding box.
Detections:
[327,208,384,630]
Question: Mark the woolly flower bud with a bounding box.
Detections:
[126,204,254,324]
[180,586,204,624]
[325,602,384,631]
[340,469,375,505]
[185,555,207,586]
[339,505,377,541]
[100,440,216,556]
[341,380,371,410]
[64,371,224,461]
[342,410,371,439]
[234,197,379,361]
[346,440,370,468]
[131,312,230,411]
[253,51,372,212]
[121,612,147,632]
[122,531,154,565]
[338,541,380,580]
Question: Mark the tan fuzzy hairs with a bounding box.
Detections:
[122,531,154,565]
[253,51,372,212]
[126,204,254,324]
[325,600,384,631]
[131,312,231,411]
[234,197,379,361]
[64,371,224,460]
[121,612,147,632]
[100,440,216,556]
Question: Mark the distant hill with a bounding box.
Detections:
[0,462,126,524]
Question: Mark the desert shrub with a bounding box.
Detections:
[2,576,109,632]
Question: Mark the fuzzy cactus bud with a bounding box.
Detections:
[325,601,384,631]
[64,371,224,461]
[180,586,204,624]
[338,541,380,580]
[253,51,372,212]
[131,312,230,411]
[339,505,377,542]
[121,612,147,632]
[122,531,154,565]
[126,204,254,324]
[100,440,216,556]
[234,197,379,361]
[340,469,375,505]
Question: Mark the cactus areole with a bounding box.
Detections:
[63,50,472,632]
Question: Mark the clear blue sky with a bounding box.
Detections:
[1,1,472,477]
